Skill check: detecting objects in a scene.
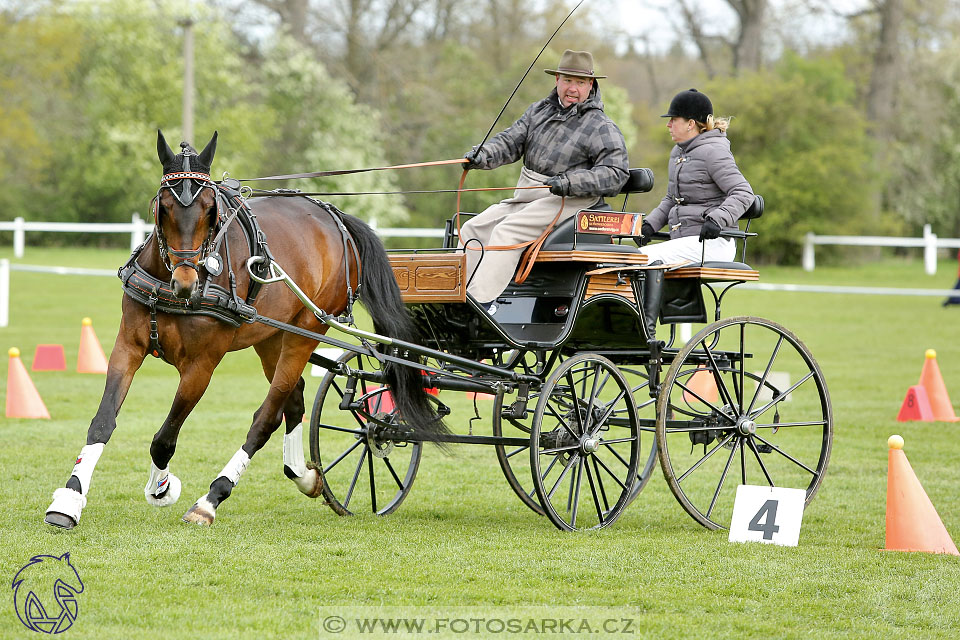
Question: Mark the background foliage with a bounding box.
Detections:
[1,0,958,262]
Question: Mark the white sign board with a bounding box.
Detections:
[728,485,806,547]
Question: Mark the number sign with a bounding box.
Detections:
[728,485,806,547]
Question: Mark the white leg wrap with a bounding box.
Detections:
[283,423,307,478]
[70,443,105,496]
[218,448,250,486]
[46,488,87,524]
[143,462,182,507]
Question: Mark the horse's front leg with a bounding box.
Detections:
[143,355,222,509]
[45,318,147,529]
[183,339,316,525]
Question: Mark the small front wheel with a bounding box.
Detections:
[308,351,423,516]
[530,353,640,531]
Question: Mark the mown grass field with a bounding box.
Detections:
[2,246,960,639]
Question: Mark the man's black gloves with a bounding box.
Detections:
[544,175,569,196]
[639,221,655,246]
[464,149,484,170]
[699,216,722,241]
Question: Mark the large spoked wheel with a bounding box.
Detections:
[493,350,553,516]
[619,366,660,505]
[309,351,423,516]
[656,316,833,530]
[530,353,640,531]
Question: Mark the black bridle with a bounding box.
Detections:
[151,169,222,274]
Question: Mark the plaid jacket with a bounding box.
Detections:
[471,86,629,197]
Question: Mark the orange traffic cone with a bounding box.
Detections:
[683,367,718,405]
[77,317,108,374]
[917,349,959,422]
[32,344,66,371]
[6,347,51,418]
[885,435,959,555]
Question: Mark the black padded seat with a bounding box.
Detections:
[701,261,754,270]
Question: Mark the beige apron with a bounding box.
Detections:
[459,166,598,302]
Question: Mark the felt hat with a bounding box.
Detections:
[662,88,713,123]
[544,49,606,79]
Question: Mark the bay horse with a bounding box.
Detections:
[44,131,446,528]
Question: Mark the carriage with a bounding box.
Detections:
[43,133,832,534]
[298,167,834,532]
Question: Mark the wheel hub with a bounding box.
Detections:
[736,417,756,436]
[581,436,600,454]
[366,417,396,458]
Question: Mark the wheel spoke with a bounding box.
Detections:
[343,446,367,509]
[753,433,819,475]
[747,438,775,487]
[584,458,605,523]
[746,334,784,415]
[591,455,630,492]
[367,447,378,513]
[323,439,363,474]
[383,456,404,489]
[569,456,584,528]
[749,370,816,419]
[590,456,611,513]
[677,432,736,484]
[546,453,578,501]
[699,337,737,411]
[505,445,528,459]
[706,438,740,519]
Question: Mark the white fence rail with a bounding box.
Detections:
[0,216,444,258]
[802,224,960,275]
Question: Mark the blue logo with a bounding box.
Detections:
[11,553,84,634]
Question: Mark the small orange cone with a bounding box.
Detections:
[885,435,959,555]
[684,367,718,405]
[77,317,108,374]
[897,385,935,422]
[6,347,51,418]
[917,349,959,422]
[32,344,66,371]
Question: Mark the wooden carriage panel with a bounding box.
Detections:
[389,253,466,302]
[585,273,636,303]
[534,250,649,265]
[665,266,760,281]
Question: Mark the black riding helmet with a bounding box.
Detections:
[661,89,713,123]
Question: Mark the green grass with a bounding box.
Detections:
[2,247,960,639]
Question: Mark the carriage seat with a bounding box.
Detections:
[539,167,655,253]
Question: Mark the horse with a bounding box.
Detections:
[44,130,446,528]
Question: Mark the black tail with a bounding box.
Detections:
[340,213,449,440]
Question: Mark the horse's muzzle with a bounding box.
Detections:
[171,261,200,299]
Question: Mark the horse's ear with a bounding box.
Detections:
[198,131,218,168]
[157,130,176,166]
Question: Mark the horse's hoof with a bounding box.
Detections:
[294,464,324,499]
[144,472,182,507]
[181,495,215,526]
[44,512,77,530]
[45,488,85,530]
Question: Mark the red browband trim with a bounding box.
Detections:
[161,171,212,183]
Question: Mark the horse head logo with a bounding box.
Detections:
[11,553,84,634]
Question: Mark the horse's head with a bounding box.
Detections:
[154,130,220,299]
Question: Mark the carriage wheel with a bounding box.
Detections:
[308,351,423,516]
[530,353,640,531]
[618,366,660,505]
[492,350,552,517]
[656,316,833,530]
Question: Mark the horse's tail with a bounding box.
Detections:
[339,213,450,441]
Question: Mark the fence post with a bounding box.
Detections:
[923,224,938,275]
[13,217,25,258]
[0,259,9,328]
[802,232,815,271]
[131,213,147,251]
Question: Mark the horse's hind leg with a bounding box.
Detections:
[45,317,147,529]
[182,336,317,525]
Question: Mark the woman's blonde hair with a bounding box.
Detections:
[697,114,731,133]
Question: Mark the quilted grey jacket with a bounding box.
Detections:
[469,86,629,197]
[645,129,754,239]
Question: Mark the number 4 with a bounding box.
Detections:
[748,499,780,540]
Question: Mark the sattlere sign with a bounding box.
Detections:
[576,211,642,236]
